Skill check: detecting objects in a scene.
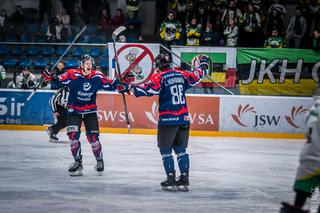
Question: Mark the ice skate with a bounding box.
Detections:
[280,202,309,213]
[68,160,83,176]
[47,127,59,142]
[176,173,189,192]
[95,159,104,176]
[161,172,176,192]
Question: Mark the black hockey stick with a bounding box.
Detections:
[160,44,234,95]
[111,26,131,133]
[26,25,87,101]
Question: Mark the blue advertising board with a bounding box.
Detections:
[0,89,55,125]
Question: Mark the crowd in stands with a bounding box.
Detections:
[158,0,320,49]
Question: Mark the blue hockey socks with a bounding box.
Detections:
[160,148,174,175]
[173,146,189,174]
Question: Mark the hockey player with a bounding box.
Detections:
[43,61,66,89]
[126,54,210,191]
[43,54,125,176]
[47,86,69,142]
[280,85,320,213]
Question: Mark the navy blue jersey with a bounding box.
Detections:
[58,69,118,114]
[133,67,205,126]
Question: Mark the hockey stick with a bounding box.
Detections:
[160,44,234,95]
[26,25,87,101]
[111,26,131,133]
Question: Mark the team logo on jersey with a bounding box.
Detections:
[83,82,91,91]
[284,105,307,129]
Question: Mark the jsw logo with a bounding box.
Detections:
[284,105,307,129]
[83,82,91,91]
[232,104,281,127]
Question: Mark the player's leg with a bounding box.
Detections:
[48,106,67,141]
[173,124,190,191]
[83,112,104,175]
[66,112,83,176]
[158,125,179,191]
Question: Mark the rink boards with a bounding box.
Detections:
[0,89,312,138]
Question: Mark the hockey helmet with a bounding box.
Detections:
[79,54,95,67]
[154,53,171,70]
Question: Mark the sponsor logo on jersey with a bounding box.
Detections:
[83,82,91,91]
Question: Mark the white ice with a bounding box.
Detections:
[0,130,305,213]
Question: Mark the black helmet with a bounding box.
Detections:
[79,54,95,67]
[154,53,171,70]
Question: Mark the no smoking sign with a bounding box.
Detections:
[116,44,155,85]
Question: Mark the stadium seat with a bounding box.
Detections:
[79,35,91,43]
[49,57,60,67]
[99,59,109,68]
[102,48,109,57]
[93,36,106,44]
[5,35,18,42]
[65,59,79,69]
[26,24,38,34]
[34,35,46,43]
[11,47,23,56]
[84,24,96,35]
[88,48,100,57]
[0,46,9,56]
[41,47,53,56]
[66,35,73,43]
[55,47,70,56]
[26,46,39,56]
[3,58,17,68]
[73,47,84,57]
[19,58,32,67]
[33,58,48,68]
[21,35,32,43]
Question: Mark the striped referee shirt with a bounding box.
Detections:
[49,87,69,112]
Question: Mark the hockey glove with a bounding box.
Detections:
[42,66,51,79]
[117,82,131,94]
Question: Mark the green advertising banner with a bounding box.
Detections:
[237,48,320,96]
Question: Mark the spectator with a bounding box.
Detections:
[72,6,85,33]
[267,0,287,18]
[265,9,284,36]
[223,19,239,47]
[154,0,168,34]
[97,8,112,40]
[312,29,320,51]
[10,5,24,33]
[125,24,142,42]
[285,7,307,48]
[201,22,215,46]
[125,10,141,27]
[16,66,38,89]
[126,0,140,17]
[111,8,125,30]
[0,9,10,41]
[307,0,320,36]
[242,3,261,47]
[185,1,198,26]
[186,17,201,46]
[60,0,77,20]
[160,11,182,49]
[46,17,62,41]
[264,28,285,48]
[0,65,6,88]
[38,0,52,29]
[175,0,187,29]
[56,7,72,36]
[221,0,243,28]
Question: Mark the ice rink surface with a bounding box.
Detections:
[0,130,306,213]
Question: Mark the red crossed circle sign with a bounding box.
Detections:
[116,44,155,85]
